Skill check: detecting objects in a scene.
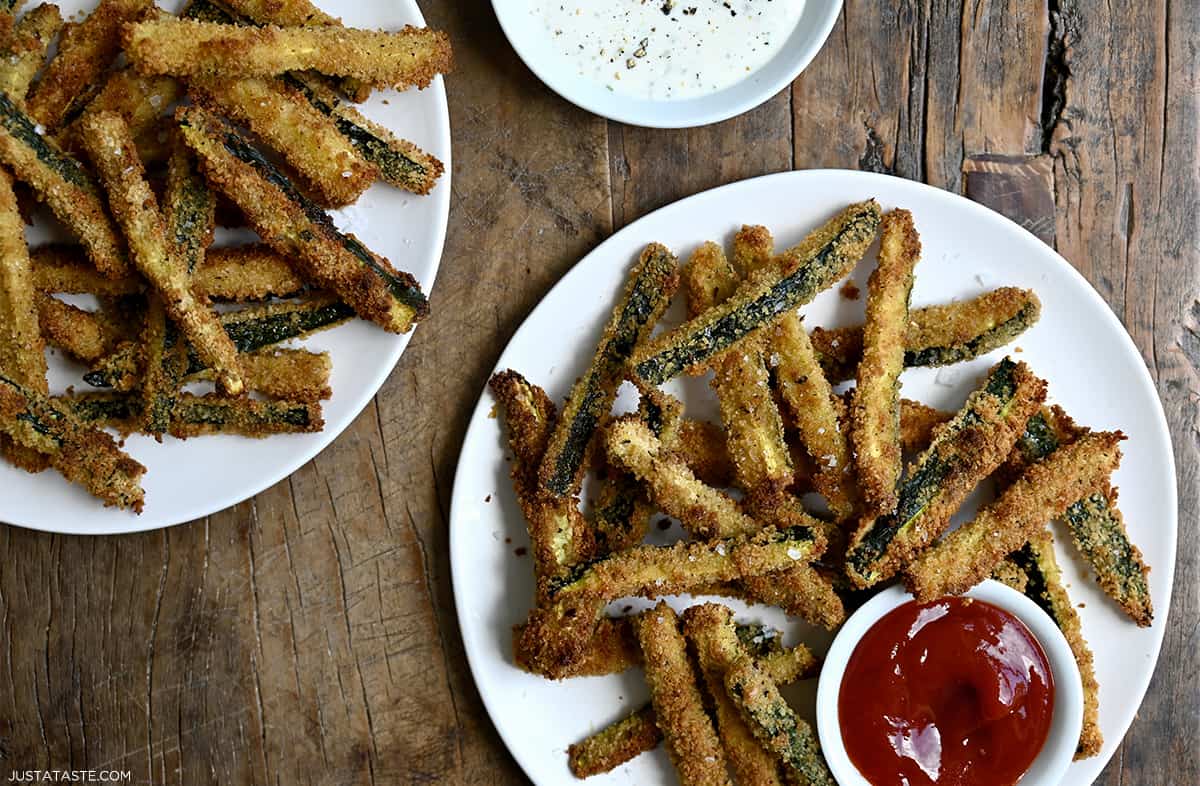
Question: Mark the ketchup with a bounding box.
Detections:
[838,597,1054,786]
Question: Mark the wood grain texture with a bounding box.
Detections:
[0,0,1195,784]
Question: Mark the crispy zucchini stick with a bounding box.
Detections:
[906,430,1124,600]
[178,105,428,333]
[538,243,678,498]
[725,658,835,786]
[634,604,729,786]
[190,75,376,207]
[845,358,1047,588]
[683,604,783,786]
[138,296,187,437]
[169,393,322,438]
[605,418,761,540]
[676,418,737,488]
[0,167,46,390]
[186,348,331,402]
[164,135,216,275]
[125,19,453,90]
[0,3,62,102]
[740,566,845,631]
[516,528,822,678]
[899,398,952,452]
[632,201,879,386]
[67,68,181,159]
[686,240,792,496]
[0,374,145,510]
[27,0,151,128]
[812,287,1042,383]
[489,369,591,600]
[0,91,127,276]
[736,225,855,519]
[80,111,243,395]
[283,71,442,194]
[1005,408,1153,626]
[36,293,125,363]
[994,533,1103,759]
[851,209,921,515]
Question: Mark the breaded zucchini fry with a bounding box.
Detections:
[735,224,856,520]
[197,245,306,301]
[0,373,145,510]
[851,209,921,516]
[845,358,1047,588]
[80,111,243,395]
[190,75,375,207]
[36,293,126,363]
[0,92,127,277]
[740,565,845,631]
[676,418,736,488]
[125,19,453,90]
[188,348,331,402]
[32,243,140,295]
[164,135,215,275]
[66,68,181,160]
[811,287,1042,383]
[0,166,46,391]
[899,398,952,452]
[632,201,880,386]
[605,417,760,539]
[0,3,62,102]
[995,533,1103,759]
[27,0,151,128]
[725,658,835,786]
[178,106,428,333]
[683,604,783,786]
[686,240,792,496]
[138,296,187,437]
[168,393,322,438]
[539,243,678,497]
[634,604,728,786]
[283,72,443,194]
[906,430,1124,601]
[569,706,661,779]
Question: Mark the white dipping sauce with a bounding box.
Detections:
[533,1,807,101]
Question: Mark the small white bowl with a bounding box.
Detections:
[491,1,843,129]
[816,581,1083,786]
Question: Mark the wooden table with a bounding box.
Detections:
[2,2,1196,783]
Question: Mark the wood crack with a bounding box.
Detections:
[1040,0,1075,153]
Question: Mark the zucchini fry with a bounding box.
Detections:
[899,398,952,452]
[676,418,736,488]
[138,296,186,437]
[735,225,855,520]
[168,393,322,438]
[80,111,243,395]
[740,565,845,631]
[631,200,880,386]
[811,287,1042,383]
[683,604,783,786]
[845,358,1047,588]
[725,658,834,786]
[36,293,126,363]
[164,134,216,275]
[0,91,127,277]
[283,72,443,194]
[995,533,1103,759]
[186,348,331,402]
[1003,408,1153,626]
[605,417,760,540]
[634,604,728,786]
[178,105,428,333]
[851,209,921,515]
[27,0,151,128]
[0,3,62,102]
[189,75,376,207]
[517,528,822,678]
[906,430,1124,600]
[538,243,678,497]
[125,18,453,90]
[66,68,181,160]
[0,166,46,390]
[0,374,145,510]
[686,240,792,496]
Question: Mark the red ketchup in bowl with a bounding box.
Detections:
[838,597,1054,786]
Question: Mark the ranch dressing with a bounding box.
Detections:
[533,1,806,101]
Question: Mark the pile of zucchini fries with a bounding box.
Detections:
[491,201,1152,782]
[0,0,452,512]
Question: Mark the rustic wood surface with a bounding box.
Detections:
[1,0,1196,783]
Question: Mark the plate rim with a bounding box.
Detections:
[489,0,843,129]
[1,0,452,535]
[448,168,1179,784]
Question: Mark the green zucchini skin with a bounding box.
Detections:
[632,202,880,386]
[0,91,91,188]
[538,243,679,498]
[166,145,217,275]
[845,358,1043,587]
[62,391,321,436]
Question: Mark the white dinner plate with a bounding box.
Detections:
[450,170,1177,785]
[491,0,841,128]
[0,0,451,534]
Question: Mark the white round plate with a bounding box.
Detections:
[491,0,842,128]
[450,170,1177,785]
[1,0,451,534]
